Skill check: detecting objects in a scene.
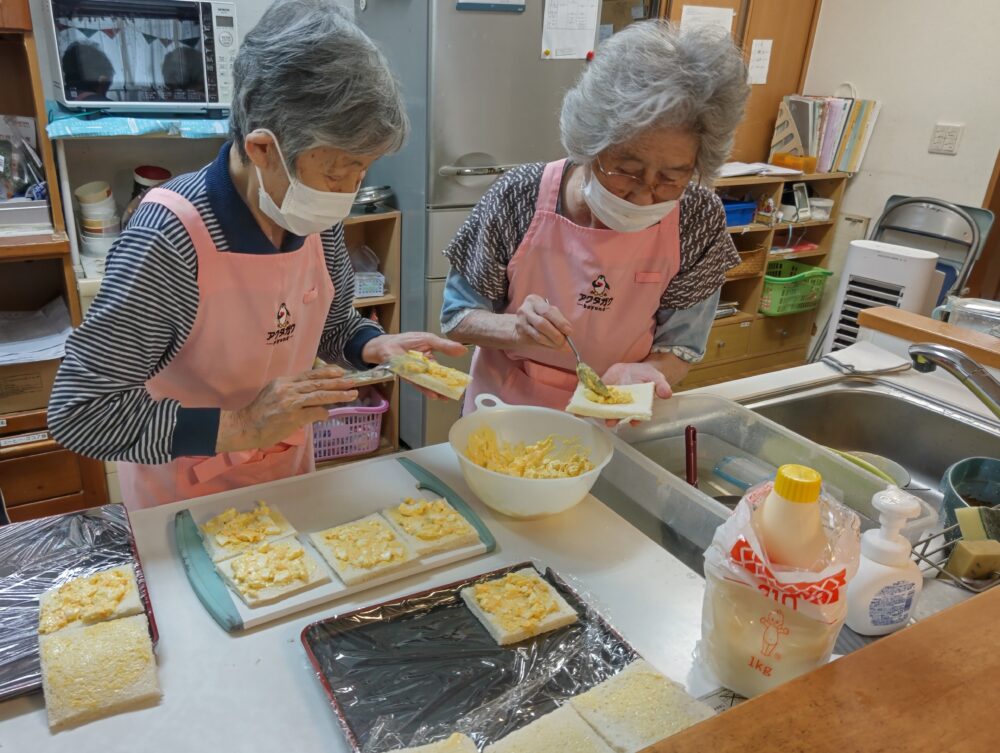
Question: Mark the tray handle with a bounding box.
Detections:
[396,457,496,554]
[174,510,243,632]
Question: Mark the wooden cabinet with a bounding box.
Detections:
[749,310,814,353]
[0,0,32,30]
[700,318,752,365]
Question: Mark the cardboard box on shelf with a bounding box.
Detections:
[601,0,641,33]
[0,359,59,414]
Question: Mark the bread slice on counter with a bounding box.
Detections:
[389,351,471,401]
[388,732,478,753]
[484,704,613,753]
[309,513,417,586]
[565,382,654,423]
[216,536,330,607]
[382,497,480,556]
[38,564,144,634]
[39,613,161,729]
[200,500,296,562]
[569,659,714,753]
[461,568,578,646]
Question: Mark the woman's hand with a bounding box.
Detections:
[600,362,673,428]
[361,332,468,400]
[216,366,359,453]
[515,295,572,349]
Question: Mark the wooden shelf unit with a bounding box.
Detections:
[0,12,107,521]
[677,172,849,391]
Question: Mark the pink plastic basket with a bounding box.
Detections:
[312,395,389,462]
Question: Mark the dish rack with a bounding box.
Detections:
[313,395,389,462]
[911,504,1000,594]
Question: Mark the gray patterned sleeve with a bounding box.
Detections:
[661,185,741,310]
[442,162,545,305]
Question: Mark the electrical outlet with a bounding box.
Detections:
[929,123,964,155]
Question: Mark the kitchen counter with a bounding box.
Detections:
[0,444,707,752]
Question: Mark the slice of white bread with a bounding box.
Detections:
[382,497,480,556]
[389,351,470,401]
[309,513,417,586]
[38,564,144,634]
[484,704,614,753]
[39,613,161,729]
[388,732,478,753]
[569,659,714,753]
[460,568,578,646]
[200,501,296,562]
[215,536,330,607]
[565,382,654,423]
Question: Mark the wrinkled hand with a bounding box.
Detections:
[600,362,672,428]
[362,332,468,400]
[216,366,358,453]
[515,294,572,349]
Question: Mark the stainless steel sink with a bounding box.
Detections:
[744,379,1000,514]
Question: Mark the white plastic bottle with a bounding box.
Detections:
[845,487,923,636]
[757,464,827,569]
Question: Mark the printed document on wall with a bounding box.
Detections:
[679,5,734,34]
[541,0,600,59]
[747,39,772,85]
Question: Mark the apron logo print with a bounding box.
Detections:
[577,274,614,312]
[267,302,296,345]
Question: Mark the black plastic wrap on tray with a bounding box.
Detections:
[0,505,155,700]
[302,562,637,753]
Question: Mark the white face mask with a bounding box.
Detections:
[254,130,358,236]
[581,169,678,233]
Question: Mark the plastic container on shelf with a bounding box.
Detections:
[73,180,112,205]
[809,197,834,221]
[312,394,389,462]
[354,271,386,298]
[122,165,172,227]
[759,259,833,316]
[721,199,757,227]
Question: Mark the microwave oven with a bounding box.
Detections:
[43,0,238,112]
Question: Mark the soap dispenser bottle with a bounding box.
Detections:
[846,487,923,636]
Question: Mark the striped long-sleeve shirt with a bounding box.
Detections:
[48,143,382,465]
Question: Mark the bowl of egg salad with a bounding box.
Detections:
[449,394,614,519]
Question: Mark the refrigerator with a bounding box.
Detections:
[356,1,588,448]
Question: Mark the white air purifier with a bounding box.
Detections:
[823,240,940,353]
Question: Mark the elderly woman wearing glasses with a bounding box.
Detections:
[441,22,749,413]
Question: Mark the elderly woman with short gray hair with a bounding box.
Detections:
[49,0,462,508]
[443,22,749,417]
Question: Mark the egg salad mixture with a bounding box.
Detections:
[387,498,473,541]
[202,501,281,548]
[472,572,558,632]
[585,386,634,405]
[465,426,595,479]
[229,541,310,598]
[392,350,470,389]
[39,568,133,634]
[323,518,409,569]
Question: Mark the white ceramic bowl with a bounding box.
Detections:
[449,394,614,519]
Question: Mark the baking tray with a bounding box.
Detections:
[302,561,638,753]
[176,457,496,632]
[0,504,158,701]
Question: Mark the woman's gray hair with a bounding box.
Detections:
[229,0,408,170]
[560,21,749,179]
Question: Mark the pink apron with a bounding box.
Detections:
[117,187,334,509]
[465,159,681,412]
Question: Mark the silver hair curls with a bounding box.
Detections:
[560,21,750,179]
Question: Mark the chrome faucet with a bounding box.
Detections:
[909,343,1000,420]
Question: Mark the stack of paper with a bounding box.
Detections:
[719,162,803,178]
[0,298,72,366]
[768,95,881,173]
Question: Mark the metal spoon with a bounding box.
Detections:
[541,298,611,397]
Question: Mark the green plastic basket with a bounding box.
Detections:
[759,260,833,317]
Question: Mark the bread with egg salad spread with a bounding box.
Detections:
[484,703,613,753]
[382,497,480,555]
[309,513,418,586]
[38,564,143,635]
[389,350,471,401]
[215,536,329,607]
[199,500,296,562]
[461,568,578,646]
[39,612,161,729]
[388,733,478,753]
[565,382,654,423]
[569,659,714,753]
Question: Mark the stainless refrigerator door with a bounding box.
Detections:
[428,1,586,207]
[424,277,474,445]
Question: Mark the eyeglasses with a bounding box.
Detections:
[594,156,694,199]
